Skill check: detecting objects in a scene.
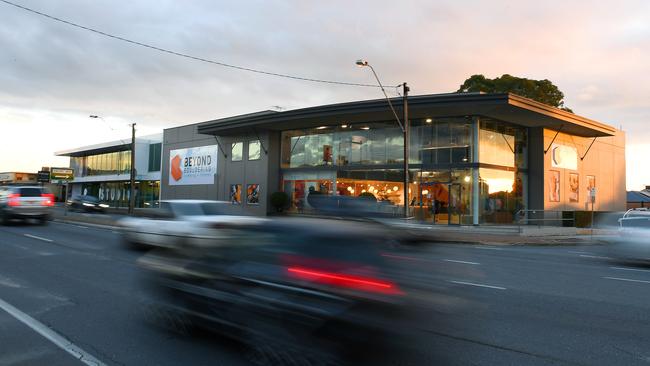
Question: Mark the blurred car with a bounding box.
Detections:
[119,199,266,249]
[0,185,54,225]
[67,195,108,213]
[607,208,650,262]
[138,218,412,365]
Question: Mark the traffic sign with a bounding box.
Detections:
[37,171,50,183]
[50,167,74,181]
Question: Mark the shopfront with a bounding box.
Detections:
[186,92,625,224]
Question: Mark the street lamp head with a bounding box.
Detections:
[89,115,99,118]
[355,59,369,67]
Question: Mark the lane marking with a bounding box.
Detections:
[381,253,428,262]
[610,267,650,273]
[443,259,480,265]
[0,297,106,366]
[579,254,611,259]
[603,276,650,284]
[473,246,503,251]
[23,234,53,243]
[74,225,88,229]
[568,251,590,254]
[449,280,506,290]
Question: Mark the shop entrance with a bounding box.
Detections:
[417,182,462,225]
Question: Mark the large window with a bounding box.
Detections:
[74,150,131,177]
[148,143,162,172]
[248,140,261,160]
[478,119,527,169]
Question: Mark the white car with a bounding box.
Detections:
[119,200,266,249]
[607,208,650,262]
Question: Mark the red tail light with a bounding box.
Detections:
[7,193,20,207]
[287,266,402,295]
[41,193,55,207]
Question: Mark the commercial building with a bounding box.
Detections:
[627,186,650,209]
[162,92,625,224]
[0,172,38,185]
[55,134,162,208]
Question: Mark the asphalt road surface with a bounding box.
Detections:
[1,220,650,365]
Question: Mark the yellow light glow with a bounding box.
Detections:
[425,118,432,123]
[422,189,429,195]
[464,176,471,183]
[392,186,398,191]
[347,186,352,192]
[361,189,366,193]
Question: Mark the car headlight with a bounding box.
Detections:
[82,203,95,207]
[99,204,109,208]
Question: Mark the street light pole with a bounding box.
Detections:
[402,82,409,218]
[356,60,410,218]
[129,123,136,215]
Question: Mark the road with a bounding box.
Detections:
[1,220,650,365]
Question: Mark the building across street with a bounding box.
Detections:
[53,92,625,223]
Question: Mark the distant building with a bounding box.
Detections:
[627,186,650,209]
[0,172,37,185]
[55,134,162,208]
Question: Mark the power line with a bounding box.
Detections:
[0,0,395,88]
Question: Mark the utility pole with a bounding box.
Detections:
[403,82,410,219]
[129,123,136,215]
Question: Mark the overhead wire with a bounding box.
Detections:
[0,0,398,88]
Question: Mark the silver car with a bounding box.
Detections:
[119,200,266,249]
[0,185,54,225]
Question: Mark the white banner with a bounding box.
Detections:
[551,144,578,170]
[169,145,218,185]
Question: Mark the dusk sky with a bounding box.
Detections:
[1,0,648,189]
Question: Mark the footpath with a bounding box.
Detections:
[51,207,618,246]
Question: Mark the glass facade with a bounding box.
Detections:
[280,116,528,225]
[80,180,159,208]
[148,143,162,172]
[70,150,131,177]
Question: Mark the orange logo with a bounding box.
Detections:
[171,154,182,181]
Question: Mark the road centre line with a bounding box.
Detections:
[610,266,650,273]
[449,280,506,290]
[23,234,53,243]
[473,246,503,251]
[443,259,480,265]
[603,276,650,284]
[0,297,106,366]
[579,254,611,259]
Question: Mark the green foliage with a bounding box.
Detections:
[270,191,290,212]
[457,74,573,112]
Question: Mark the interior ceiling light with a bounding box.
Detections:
[361,127,370,130]
[316,126,328,130]
[425,118,432,123]
[341,124,348,128]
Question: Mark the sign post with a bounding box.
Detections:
[51,168,74,216]
[589,188,597,237]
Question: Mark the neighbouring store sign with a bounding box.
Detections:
[0,173,13,182]
[551,144,578,170]
[169,145,218,185]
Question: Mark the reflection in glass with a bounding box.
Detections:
[232,142,243,161]
[248,140,261,160]
[479,168,524,224]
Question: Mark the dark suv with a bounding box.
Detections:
[0,186,54,225]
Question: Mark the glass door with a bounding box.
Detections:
[448,183,461,225]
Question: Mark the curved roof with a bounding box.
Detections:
[197,93,617,137]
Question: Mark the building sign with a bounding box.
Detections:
[37,171,51,183]
[0,173,14,182]
[50,167,74,183]
[169,145,218,185]
[551,144,578,170]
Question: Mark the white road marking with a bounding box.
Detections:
[473,246,503,251]
[568,251,590,254]
[603,276,650,284]
[449,280,506,290]
[610,267,650,273]
[0,297,106,366]
[23,234,53,243]
[579,254,611,259]
[74,225,88,229]
[443,259,480,265]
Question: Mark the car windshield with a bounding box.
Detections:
[19,188,42,197]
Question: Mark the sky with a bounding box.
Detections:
[0,0,648,190]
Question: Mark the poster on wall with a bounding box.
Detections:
[551,144,578,170]
[169,145,218,185]
[569,173,579,202]
[587,175,596,192]
[549,170,560,202]
[230,184,241,204]
[247,184,260,204]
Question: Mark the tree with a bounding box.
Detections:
[457,74,573,112]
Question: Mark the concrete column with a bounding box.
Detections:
[472,117,480,225]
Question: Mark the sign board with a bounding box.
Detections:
[0,173,14,182]
[169,145,218,185]
[589,187,597,204]
[37,171,50,183]
[50,168,74,181]
[551,144,578,170]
